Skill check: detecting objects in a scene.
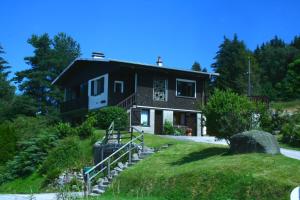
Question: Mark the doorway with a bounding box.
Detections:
[155,110,163,134]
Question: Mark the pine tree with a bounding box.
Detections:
[212,34,257,95]
[191,61,201,71]
[14,33,81,114]
[0,45,14,102]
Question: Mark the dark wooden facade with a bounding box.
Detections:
[55,59,211,118]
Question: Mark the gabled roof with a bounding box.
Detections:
[52,57,219,85]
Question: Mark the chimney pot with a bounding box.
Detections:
[92,52,105,59]
[156,56,163,67]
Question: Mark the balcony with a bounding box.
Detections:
[60,96,88,113]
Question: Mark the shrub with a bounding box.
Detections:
[203,89,255,144]
[55,122,75,138]
[93,106,128,130]
[0,122,17,164]
[76,115,96,138]
[163,121,175,135]
[40,137,81,183]
[281,111,300,146]
[2,131,58,183]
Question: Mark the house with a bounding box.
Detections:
[52,52,218,136]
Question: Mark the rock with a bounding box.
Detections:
[132,153,140,161]
[114,167,123,172]
[230,130,280,155]
[117,162,124,169]
[92,187,105,194]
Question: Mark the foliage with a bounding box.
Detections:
[254,36,300,100]
[203,90,256,144]
[212,34,260,95]
[9,116,54,141]
[280,59,300,99]
[163,121,175,135]
[93,106,128,130]
[0,45,16,121]
[75,115,96,138]
[40,137,81,183]
[1,132,58,183]
[13,33,81,115]
[191,61,201,71]
[0,123,17,164]
[55,122,75,138]
[281,111,300,146]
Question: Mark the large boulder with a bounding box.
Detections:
[230,130,280,155]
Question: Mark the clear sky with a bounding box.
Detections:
[1,0,300,78]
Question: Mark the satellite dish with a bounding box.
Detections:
[290,186,300,200]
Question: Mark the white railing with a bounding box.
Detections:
[84,126,144,196]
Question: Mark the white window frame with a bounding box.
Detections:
[114,80,124,93]
[153,79,168,102]
[89,75,105,96]
[140,109,150,127]
[175,78,196,98]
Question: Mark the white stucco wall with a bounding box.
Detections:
[163,110,173,124]
[132,109,155,134]
[197,113,207,136]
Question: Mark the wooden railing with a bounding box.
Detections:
[117,93,136,110]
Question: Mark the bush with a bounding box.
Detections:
[55,122,75,138]
[76,115,96,138]
[0,123,17,164]
[93,106,128,130]
[203,89,255,144]
[2,131,58,183]
[281,111,300,146]
[40,137,81,183]
[163,121,175,135]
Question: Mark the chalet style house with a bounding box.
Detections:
[52,52,218,136]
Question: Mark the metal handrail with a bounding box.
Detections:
[84,126,144,196]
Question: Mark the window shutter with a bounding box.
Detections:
[131,109,141,126]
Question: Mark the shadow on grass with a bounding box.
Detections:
[170,147,229,165]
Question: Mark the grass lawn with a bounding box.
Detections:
[95,134,300,200]
[0,172,45,194]
[271,99,300,112]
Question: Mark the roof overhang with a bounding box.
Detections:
[52,58,219,85]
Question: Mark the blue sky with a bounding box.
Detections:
[1,0,300,78]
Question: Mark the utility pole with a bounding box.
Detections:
[247,56,251,96]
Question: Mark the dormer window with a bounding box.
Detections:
[176,79,196,98]
[114,81,124,93]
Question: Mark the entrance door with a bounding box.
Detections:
[88,74,108,110]
[155,110,163,134]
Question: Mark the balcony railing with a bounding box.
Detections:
[60,96,88,113]
[117,93,136,110]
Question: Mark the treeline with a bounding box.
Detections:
[211,34,300,100]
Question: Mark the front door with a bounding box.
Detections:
[155,110,163,134]
[88,74,108,110]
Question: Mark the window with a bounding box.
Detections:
[153,79,167,101]
[140,109,150,126]
[176,79,196,98]
[114,81,124,93]
[91,77,104,96]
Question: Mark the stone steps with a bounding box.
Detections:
[89,147,155,197]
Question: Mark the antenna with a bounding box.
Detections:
[248,57,251,96]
